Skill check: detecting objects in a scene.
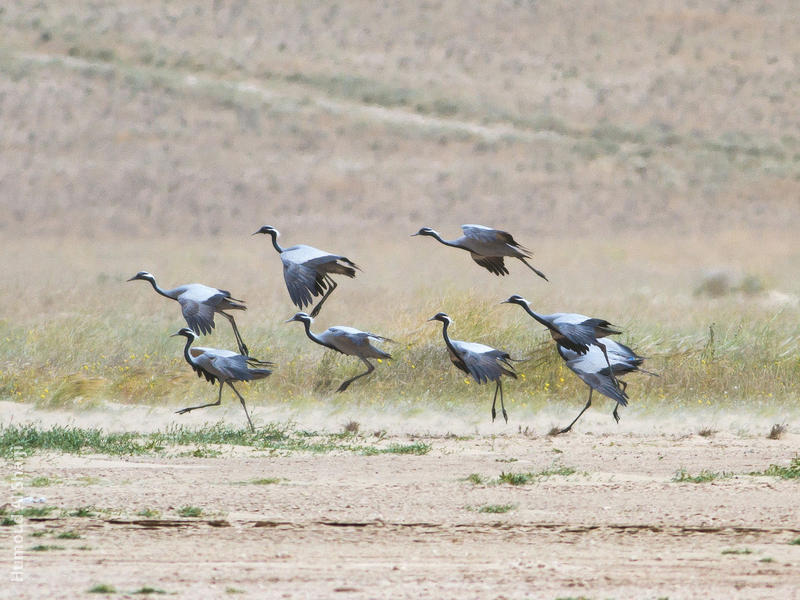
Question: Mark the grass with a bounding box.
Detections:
[15,506,56,517]
[56,530,81,539]
[132,587,168,595]
[88,584,116,594]
[69,506,96,517]
[672,469,732,483]
[790,537,800,545]
[467,466,577,486]
[721,548,753,555]
[757,457,800,480]
[31,544,65,551]
[1,517,17,526]
[243,478,281,485]
[476,504,516,514]
[137,508,160,518]
[768,424,788,440]
[0,423,432,457]
[177,506,203,518]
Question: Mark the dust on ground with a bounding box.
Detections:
[3,403,799,599]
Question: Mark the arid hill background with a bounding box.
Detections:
[2,0,799,239]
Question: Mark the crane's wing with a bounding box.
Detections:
[178,296,218,335]
[470,253,510,276]
[208,354,272,381]
[573,370,628,407]
[281,259,327,309]
[462,225,528,252]
[451,340,516,384]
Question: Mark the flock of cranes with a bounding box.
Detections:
[129,224,653,433]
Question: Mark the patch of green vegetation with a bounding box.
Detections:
[672,469,732,483]
[56,530,81,539]
[177,506,203,518]
[245,478,281,485]
[78,545,93,551]
[1,517,18,526]
[226,588,245,595]
[759,557,775,563]
[721,548,752,555]
[132,587,168,595]
[69,506,96,518]
[751,457,800,480]
[178,447,222,458]
[465,473,485,485]
[477,504,516,514]
[137,508,160,518]
[31,544,64,551]
[380,442,431,455]
[497,466,577,486]
[29,476,58,487]
[15,505,56,517]
[31,530,46,537]
[790,537,800,545]
[88,584,116,593]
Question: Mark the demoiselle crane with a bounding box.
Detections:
[171,327,273,432]
[412,224,548,280]
[128,271,250,355]
[501,294,621,385]
[554,343,631,434]
[428,312,517,423]
[253,226,359,317]
[285,312,392,392]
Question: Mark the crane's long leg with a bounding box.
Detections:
[595,341,620,388]
[557,387,593,435]
[518,257,548,282]
[491,381,499,422]
[176,381,224,415]
[309,277,337,318]
[612,403,621,424]
[336,357,375,393]
[219,311,248,356]
[226,382,255,432]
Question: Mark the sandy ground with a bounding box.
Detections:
[3,404,800,599]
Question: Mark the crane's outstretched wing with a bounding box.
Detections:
[281,260,328,308]
[470,253,510,276]
[178,297,218,335]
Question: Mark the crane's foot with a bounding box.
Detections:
[556,425,572,435]
[613,407,621,424]
[335,382,351,393]
[502,409,508,424]
[175,407,192,415]
[491,407,497,422]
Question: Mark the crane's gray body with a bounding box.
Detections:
[429,312,515,422]
[412,224,547,279]
[286,312,391,392]
[128,271,250,354]
[172,328,272,431]
[557,344,628,408]
[255,226,359,317]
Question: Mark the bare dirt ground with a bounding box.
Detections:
[5,406,800,599]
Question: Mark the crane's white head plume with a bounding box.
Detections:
[127,271,155,282]
[501,294,528,306]
[285,312,313,324]
[170,327,199,339]
[411,227,437,237]
[427,312,452,325]
[253,225,279,237]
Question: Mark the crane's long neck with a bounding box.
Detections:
[146,277,173,299]
[268,232,284,254]
[181,336,196,368]
[430,231,463,249]
[439,321,459,356]
[518,302,552,330]
[301,319,335,351]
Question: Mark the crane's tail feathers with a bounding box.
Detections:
[368,334,395,343]
[519,258,548,281]
[637,367,660,377]
[246,358,275,368]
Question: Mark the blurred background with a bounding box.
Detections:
[1,1,798,425]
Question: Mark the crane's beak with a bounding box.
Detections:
[126,276,138,282]
[410,233,419,237]
[169,331,181,337]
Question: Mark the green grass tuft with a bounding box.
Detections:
[88,584,116,593]
[56,530,81,539]
[69,506,96,517]
[721,548,752,555]
[15,506,56,517]
[751,457,800,479]
[132,587,168,595]
[477,504,516,514]
[672,469,732,483]
[177,505,203,518]
[31,544,64,551]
